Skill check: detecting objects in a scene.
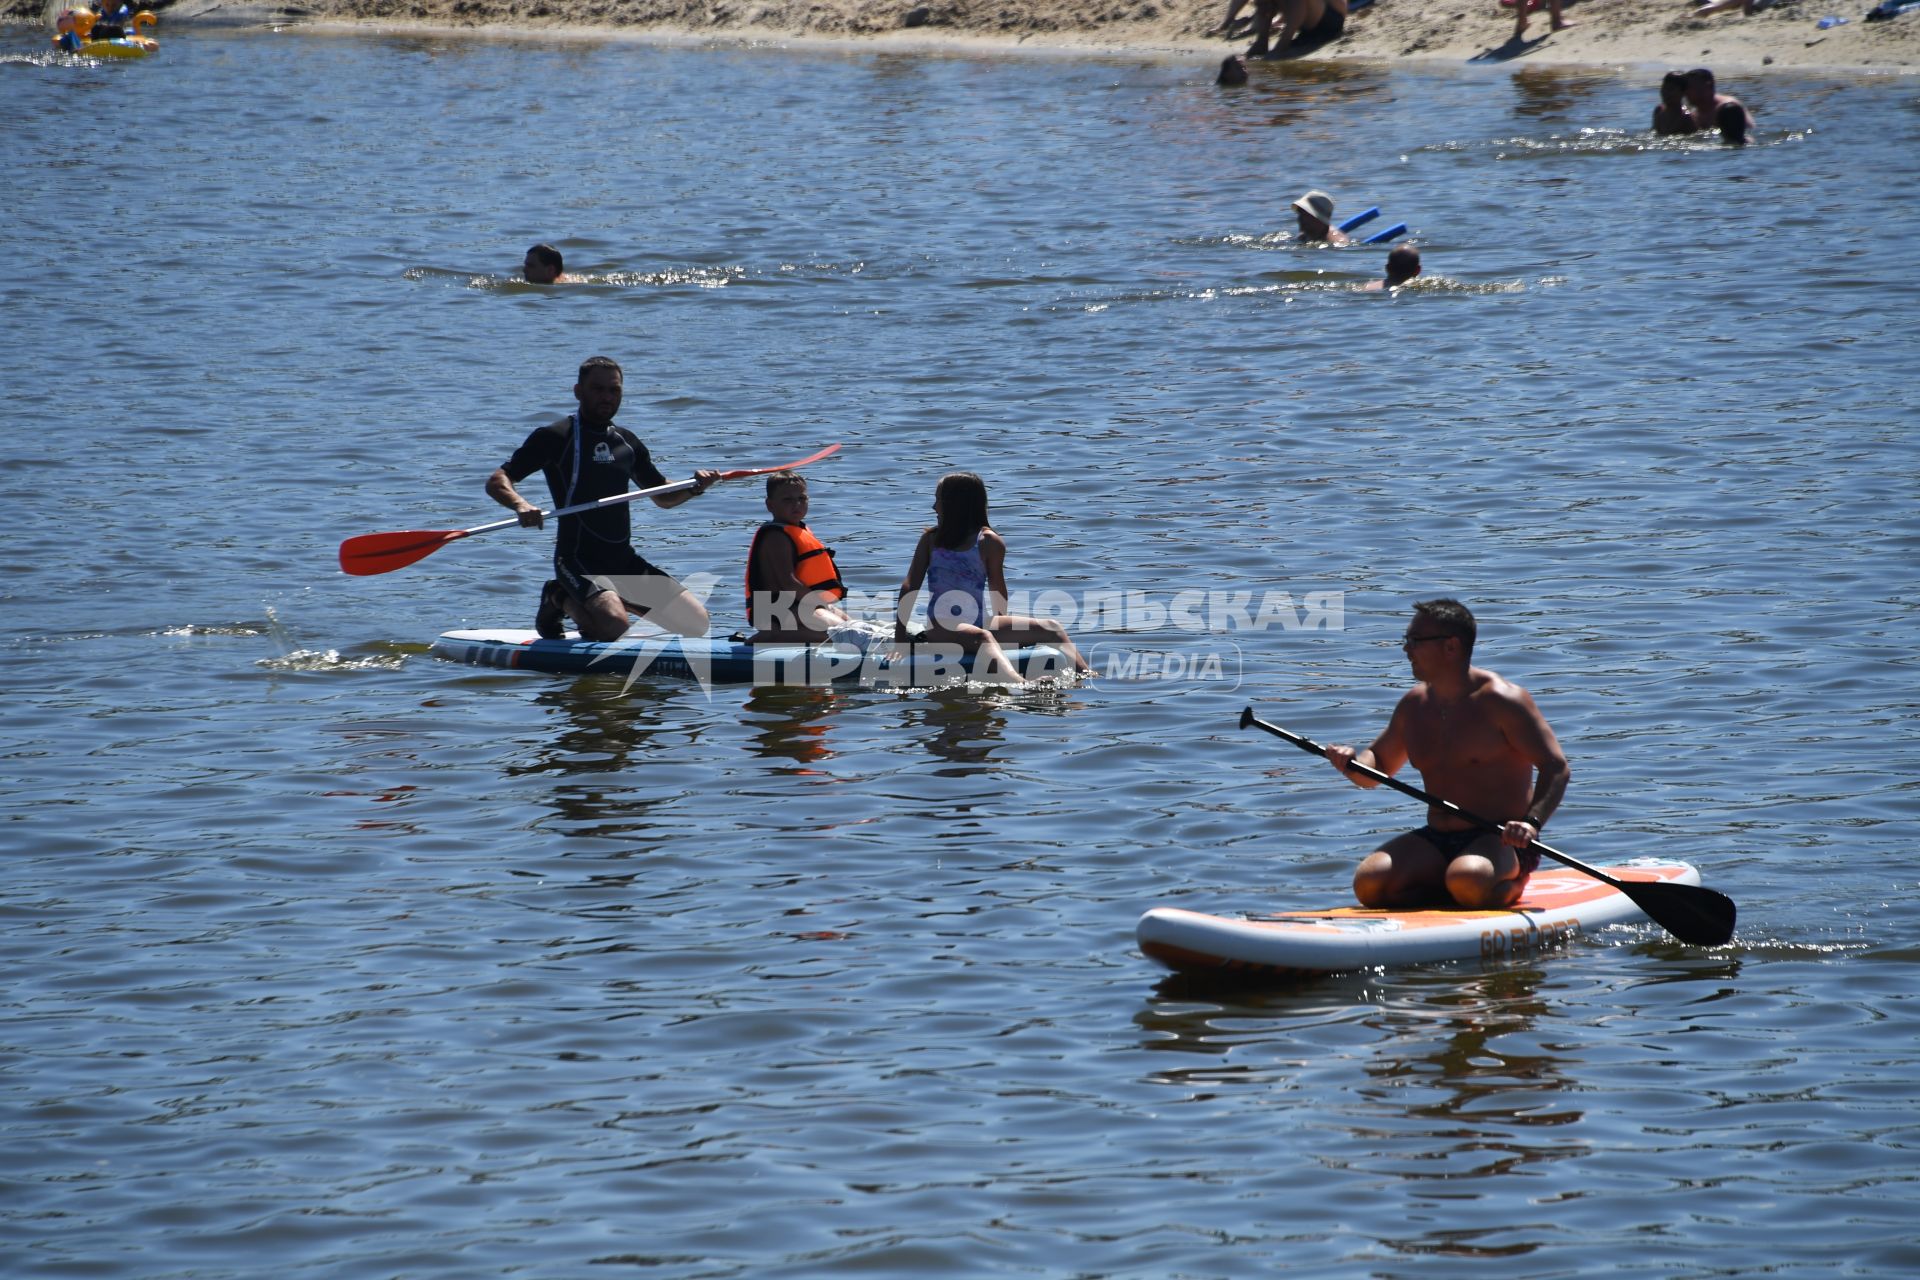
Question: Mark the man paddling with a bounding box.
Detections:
[1325,598,1569,909]
[485,356,719,641]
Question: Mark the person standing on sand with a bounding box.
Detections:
[1512,0,1573,43]
[1324,599,1570,910]
[1248,0,1347,59]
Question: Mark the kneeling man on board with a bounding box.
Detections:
[1325,598,1570,909]
[485,355,720,642]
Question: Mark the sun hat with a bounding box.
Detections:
[1292,190,1336,224]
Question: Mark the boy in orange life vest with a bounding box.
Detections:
[745,472,853,643]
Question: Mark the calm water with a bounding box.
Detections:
[3,24,1918,1278]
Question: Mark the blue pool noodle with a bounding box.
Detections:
[1362,222,1408,245]
[1337,207,1380,233]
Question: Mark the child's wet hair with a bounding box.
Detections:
[934,471,990,549]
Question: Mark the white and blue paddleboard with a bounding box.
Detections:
[430,628,1070,686]
[1138,860,1702,979]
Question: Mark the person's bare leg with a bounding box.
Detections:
[626,584,712,639]
[921,623,1027,685]
[1270,0,1324,57]
[571,588,633,643]
[1353,832,1449,907]
[579,573,712,641]
[1247,0,1275,55]
[990,616,1089,673]
[1443,834,1528,909]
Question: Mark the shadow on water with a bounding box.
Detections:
[1467,33,1550,66]
[1203,59,1396,141]
[1135,963,1556,1069]
[1135,964,1589,1256]
[1509,63,1619,120]
[510,678,681,777]
[486,679,693,843]
[740,682,851,772]
[895,686,1012,772]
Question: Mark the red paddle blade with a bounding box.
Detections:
[718,441,841,481]
[338,529,464,576]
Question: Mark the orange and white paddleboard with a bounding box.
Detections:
[1137,860,1701,978]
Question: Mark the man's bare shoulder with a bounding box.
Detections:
[1471,667,1554,732]
[1470,665,1533,702]
[1385,684,1431,733]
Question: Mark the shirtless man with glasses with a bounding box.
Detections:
[1324,598,1570,909]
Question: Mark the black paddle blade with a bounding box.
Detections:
[1622,880,1737,947]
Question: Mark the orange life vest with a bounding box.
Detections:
[746,521,846,626]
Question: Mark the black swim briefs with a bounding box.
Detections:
[1415,824,1541,875]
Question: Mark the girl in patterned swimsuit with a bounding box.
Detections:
[895,472,1089,684]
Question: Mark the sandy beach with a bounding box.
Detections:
[12,0,1920,73]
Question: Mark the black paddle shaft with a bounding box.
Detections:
[1237,707,1737,946]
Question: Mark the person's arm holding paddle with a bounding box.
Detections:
[1487,686,1569,850]
[487,464,722,526]
[651,469,721,509]
[1331,682,1572,842]
[1326,698,1410,792]
[486,467,548,528]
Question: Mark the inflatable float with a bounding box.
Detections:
[53,7,159,58]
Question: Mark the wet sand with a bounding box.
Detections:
[13,0,1920,74]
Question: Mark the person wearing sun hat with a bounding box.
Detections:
[1292,190,1351,245]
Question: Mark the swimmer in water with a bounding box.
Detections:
[1292,190,1351,245]
[1360,244,1421,291]
[522,243,573,285]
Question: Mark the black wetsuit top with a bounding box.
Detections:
[500,414,669,572]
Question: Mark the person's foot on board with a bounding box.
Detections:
[535,580,567,640]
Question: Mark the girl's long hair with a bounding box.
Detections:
[934,472,989,550]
